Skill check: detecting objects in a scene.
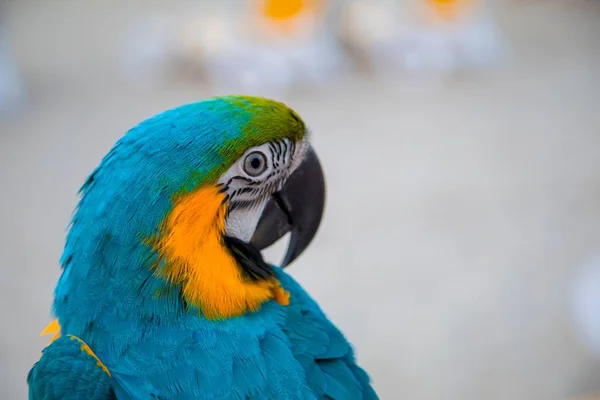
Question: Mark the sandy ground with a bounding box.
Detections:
[1,1,600,399]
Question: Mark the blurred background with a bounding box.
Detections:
[1,0,600,399]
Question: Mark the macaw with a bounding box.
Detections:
[27,96,378,400]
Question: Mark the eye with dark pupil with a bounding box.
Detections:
[250,157,261,169]
[243,151,268,177]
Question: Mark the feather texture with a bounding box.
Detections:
[28,336,115,400]
[30,269,376,399]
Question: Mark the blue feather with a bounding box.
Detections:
[28,336,115,399]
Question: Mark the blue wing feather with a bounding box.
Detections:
[28,336,115,400]
[276,269,378,400]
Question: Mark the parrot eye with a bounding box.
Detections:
[243,151,268,177]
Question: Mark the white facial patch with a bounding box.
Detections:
[218,138,308,242]
[224,199,269,243]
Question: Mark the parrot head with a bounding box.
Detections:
[55,96,325,322]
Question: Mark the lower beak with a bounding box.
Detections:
[250,146,326,267]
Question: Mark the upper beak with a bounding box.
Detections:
[250,146,326,267]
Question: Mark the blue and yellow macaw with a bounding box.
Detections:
[27,96,378,399]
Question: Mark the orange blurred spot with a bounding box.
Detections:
[262,0,306,20]
[426,0,476,22]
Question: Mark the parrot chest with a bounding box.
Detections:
[93,301,313,400]
[53,271,373,399]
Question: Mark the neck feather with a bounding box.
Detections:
[152,185,289,319]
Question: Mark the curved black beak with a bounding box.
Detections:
[250,146,326,267]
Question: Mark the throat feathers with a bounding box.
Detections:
[152,185,289,319]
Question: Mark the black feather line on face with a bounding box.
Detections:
[273,141,280,162]
[222,235,274,281]
[272,142,281,160]
[229,199,260,212]
[225,176,256,186]
[268,143,276,161]
[221,193,231,206]
[236,187,255,195]
[223,173,275,217]
[281,140,289,162]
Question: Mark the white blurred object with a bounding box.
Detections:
[571,254,600,356]
[0,29,25,116]
[196,0,346,96]
[341,0,506,79]
[120,0,347,96]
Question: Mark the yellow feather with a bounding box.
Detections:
[39,320,110,378]
[67,335,111,377]
[40,319,61,345]
[153,185,290,319]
